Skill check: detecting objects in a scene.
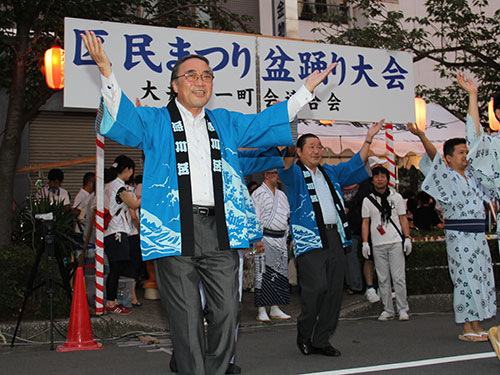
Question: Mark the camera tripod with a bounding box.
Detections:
[10,214,74,350]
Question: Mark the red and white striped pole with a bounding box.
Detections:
[385,123,396,188]
[94,134,105,314]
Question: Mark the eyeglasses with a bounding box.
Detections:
[173,71,214,83]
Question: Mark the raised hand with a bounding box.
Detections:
[366,118,384,142]
[304,63,338,93]
[457,72,478,95]
[406,122,424,137]
[80,30,112,78]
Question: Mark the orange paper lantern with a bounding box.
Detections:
[488,99,500,132]
[414,97,426,131]
[44,46,65,90]
[319,120,334,125]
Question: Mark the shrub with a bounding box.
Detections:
[406,237,500,295]
[0,198,80,321]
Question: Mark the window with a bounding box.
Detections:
[298,0,348,23]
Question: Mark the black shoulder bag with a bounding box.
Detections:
[366,194,405,243]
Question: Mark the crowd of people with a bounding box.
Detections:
[36,30,499,374]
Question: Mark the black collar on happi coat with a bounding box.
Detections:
[296,160,351,250]
[166,100,229,255]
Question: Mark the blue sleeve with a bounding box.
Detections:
[212,101,293,149]
[96,92,164,150]
[238,148,284,176]
[323,153,370,187]
[278,163,302,187]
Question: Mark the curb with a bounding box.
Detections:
[1,293,458,343]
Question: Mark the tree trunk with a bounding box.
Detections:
[0,27,30,246]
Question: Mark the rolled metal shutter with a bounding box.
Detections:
[27,111,144,202]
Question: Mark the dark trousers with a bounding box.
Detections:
[155,214,239,375]
[106,260,129,301]
[127,234,143,282]
[296,227,345,347]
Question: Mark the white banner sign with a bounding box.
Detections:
[258,38,415,123]
[64,18,257,112]
[64,18,415,123]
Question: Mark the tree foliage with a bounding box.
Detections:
[0,0,253,246]
[313,0,500,123]
[0,0,252,125]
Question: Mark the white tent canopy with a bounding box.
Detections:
[298,103,465,157]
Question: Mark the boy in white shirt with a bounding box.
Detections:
[361,166,411,321]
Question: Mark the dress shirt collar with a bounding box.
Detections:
[175,98,206,123]
[305,165,321,177]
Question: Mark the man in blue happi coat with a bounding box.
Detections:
[81,30,336,375]
[279,123,382,357]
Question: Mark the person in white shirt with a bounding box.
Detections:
[361,166,411,321]
[104,155,141,315]
[125,177,143,307]
[73,172,95,234]
[37,168,71,211]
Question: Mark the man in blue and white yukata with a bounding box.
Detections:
[407,121,496,343]
[279,121,383,358]
[456,72,500,357]
[81,31,337,375]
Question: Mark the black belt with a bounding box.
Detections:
[192,205,215,216]
[324,223,337,230]
[263,228,287,238]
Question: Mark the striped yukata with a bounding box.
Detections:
[252,183,291,306]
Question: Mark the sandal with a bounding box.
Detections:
[132,301,143,307]
[458,332,488,342]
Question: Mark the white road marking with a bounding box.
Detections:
[300,351,497,375]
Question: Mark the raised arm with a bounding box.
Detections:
[406,122,437,161]
[282,146,297,170]
[457,72,481,137]
[80,30,112,78]
[359,119,384,162]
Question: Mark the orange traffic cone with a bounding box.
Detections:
[57,267,103,352]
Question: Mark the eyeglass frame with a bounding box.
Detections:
[172,69,215,83]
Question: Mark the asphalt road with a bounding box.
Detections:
[2,311,499,375]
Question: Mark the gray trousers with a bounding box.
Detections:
[372,242,409,315]
[296,227,345,347]
[155,214,239,375]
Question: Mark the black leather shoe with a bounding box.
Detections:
[311,345,341,357]
[297,340,313,355]
[169,351,178,373]
[225,363,241,374]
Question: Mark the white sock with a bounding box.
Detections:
[270,305,282,315]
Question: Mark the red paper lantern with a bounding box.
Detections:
[44,46,65,90]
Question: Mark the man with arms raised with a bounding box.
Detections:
[279,120,382,357]
[457,72,500,356]
[407,122,496,342]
